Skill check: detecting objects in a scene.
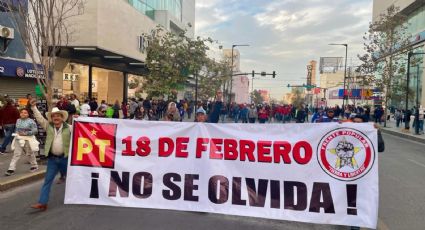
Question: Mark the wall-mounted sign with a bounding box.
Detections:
[138,35,149,53]
[63,73,79,81]
[306,65,313,91]
[16,67,45,79]
[0,57,45,79]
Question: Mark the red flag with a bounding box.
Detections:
[71,121,117,168]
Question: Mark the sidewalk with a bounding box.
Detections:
[0,144,46,192]
[379,120,425,144]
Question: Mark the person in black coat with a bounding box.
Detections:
[295,106,305,123]
[208,91,223,123]
[352,115,385,152]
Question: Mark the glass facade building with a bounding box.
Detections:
[407,4,425,36]
[127,0,183,21]
[405,5,425,109]
[126,0,156,20]
[373,1,425,109]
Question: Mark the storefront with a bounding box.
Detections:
[57,63,128,104]
[0,57,45,100]
[53,47,149,104]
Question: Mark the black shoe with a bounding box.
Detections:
[5,170,15,176]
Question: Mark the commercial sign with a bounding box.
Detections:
[0,57,45,79]
[319,57,344,74]
[138,35,149,53]
[65,118,379,229]
[63,73,79,81]
[306,65,313,91]
[335,89,382,100]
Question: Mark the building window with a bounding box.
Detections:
[127,0,155,20]
[92,67,124,105]
[61,63,89,101]
[408,5,425,35]
[128,0,183,22]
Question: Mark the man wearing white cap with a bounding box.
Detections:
[195,107,207,122]
[28,99,71,211]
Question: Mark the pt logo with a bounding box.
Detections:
[71,121,117,168]
[317,128,375,181]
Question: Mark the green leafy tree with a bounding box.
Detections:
[291,88,305,108]
[250,90,264,105]
[356,5,411,127]
[142,26,213,98]
[198,58,231,101]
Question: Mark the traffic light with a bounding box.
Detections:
[272,71,276,78]
[252,70,255,77]
[287,84,291,88]
[261,71,266,76]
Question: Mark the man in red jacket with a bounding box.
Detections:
[0,99,20,154]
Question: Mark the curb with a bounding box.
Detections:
[0,169,46,192]
[381,128,425,144]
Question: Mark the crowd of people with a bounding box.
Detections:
[0,89,410,215]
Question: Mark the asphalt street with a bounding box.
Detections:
[0,133,424,230]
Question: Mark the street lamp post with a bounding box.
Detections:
[229,44,249,106]
[405,52,425,134]
[416,65,420,135]
[251,74,254,104]
[329,43,348,113]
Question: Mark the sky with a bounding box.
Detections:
[195,0,373,100]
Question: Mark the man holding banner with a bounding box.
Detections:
[64,116,379,229]
[29,99,71,211]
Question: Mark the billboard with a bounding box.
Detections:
[319,57,344,74]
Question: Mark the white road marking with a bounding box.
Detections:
[408,159,425,168]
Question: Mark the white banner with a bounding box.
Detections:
[65,117,378,229]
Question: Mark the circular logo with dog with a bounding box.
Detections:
[317,128,375,181]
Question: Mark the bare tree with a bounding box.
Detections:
[5,0,85,107]
[356,5,411,127]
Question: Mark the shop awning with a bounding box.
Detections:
[56,47,149,76]
[0,57,45,79]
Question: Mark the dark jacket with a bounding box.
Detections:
[208,101,223,123]
[0,104,20,125]
[378,130,385,152]
[89,101,98,111]
[295,110,305,123]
